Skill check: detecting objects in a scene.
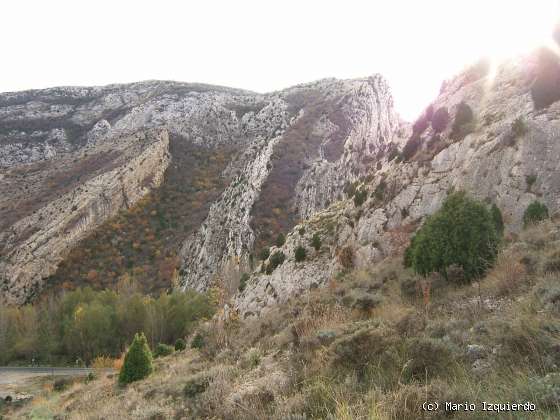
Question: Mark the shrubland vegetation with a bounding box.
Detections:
[250,89,349,252]
[118,333,153,385]
[405,192,501,283]
[0,277,216,366]
[431,107,449,133]
[353,188,368,207]
[43,137,233,296]
[524,200,549,228]
[294,245,307,262]
[311,233,322,251]
[450,102,474,140]
[264,251,286,274]
[11,215,560,419]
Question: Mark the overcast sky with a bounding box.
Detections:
[1,1,558,120]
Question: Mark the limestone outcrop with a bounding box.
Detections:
[3,51,559,309]
[235,54,560,317]
[0,129,170,304]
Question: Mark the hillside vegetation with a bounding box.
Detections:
[6,217,560,419]
[0,278,216,366]
[41,136,233,297]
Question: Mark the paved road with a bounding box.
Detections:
[0,367,113,386]
[1,367,94,374]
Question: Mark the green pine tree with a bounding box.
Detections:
[523,201,549,228]
[311,233,321,251]
[405,192,499,283]
[491,204,504,237]
[276,233,286,247]
[294,246,307,262]
[174,338,186,351]
[118,332,153,385]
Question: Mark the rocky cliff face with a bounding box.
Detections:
[0,77,401,303]
[0,129,170,304]
[178,75,403,291]
[235,52,560,317]
[3,50,558,308]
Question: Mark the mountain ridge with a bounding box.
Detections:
[0,74,403,304]
[2,49,560,308]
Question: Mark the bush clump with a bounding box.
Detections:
[294,246,307,262]
[525,174,537,191]
[311,233,321,251]
[259,247,270,261]
[353,188,367,206]
[412,105,433,136]
[331,326,396,371]
[404,192,499,283]
[53,378,71,391]
[373,180,387,202]
[402,338,455,382]
[531,48,560,110]
[450,102,474,140]
[387,148,403,162]
[523,201,549,228]
[275,233,286,247]
[191,333,205,349]
[265,251,286,274]
[529,373,560,408]
[491,203,504,237]
[238,272,250,292]
[402,136,421,161]
[512,117,528,138]
[153,343,174,358]
[118,332,153,385]
[338,246,354,269]
[174,338,186,351]
[343,181,358,197]
[183,375,210,398]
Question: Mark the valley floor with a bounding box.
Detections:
[4,220,560,419]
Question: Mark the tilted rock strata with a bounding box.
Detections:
[4,55,558,310]
[0,129,170,304]
[235,56,560,317]
[178,76,403,291]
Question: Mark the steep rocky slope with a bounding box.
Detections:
[3,49,559,307]
[178,75,403,291]
[0,129,169,304]
[8,219,560,419]
[235,51,560,317]
[0,77,402,303]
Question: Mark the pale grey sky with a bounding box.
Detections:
[1,0,557,120]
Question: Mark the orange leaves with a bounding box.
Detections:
[43,143,233,298]
[158,256,179,281]
[62,281,74,290]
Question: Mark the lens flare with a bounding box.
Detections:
[476,1,558,61]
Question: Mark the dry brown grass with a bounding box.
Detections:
[292,303,351,340]
[90,355,117,370]
[9,221,560,420]
[337,245,355,269]
[484,249,528,297]
[519,219,555,248]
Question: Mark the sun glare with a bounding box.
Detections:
[474,1,558,61]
